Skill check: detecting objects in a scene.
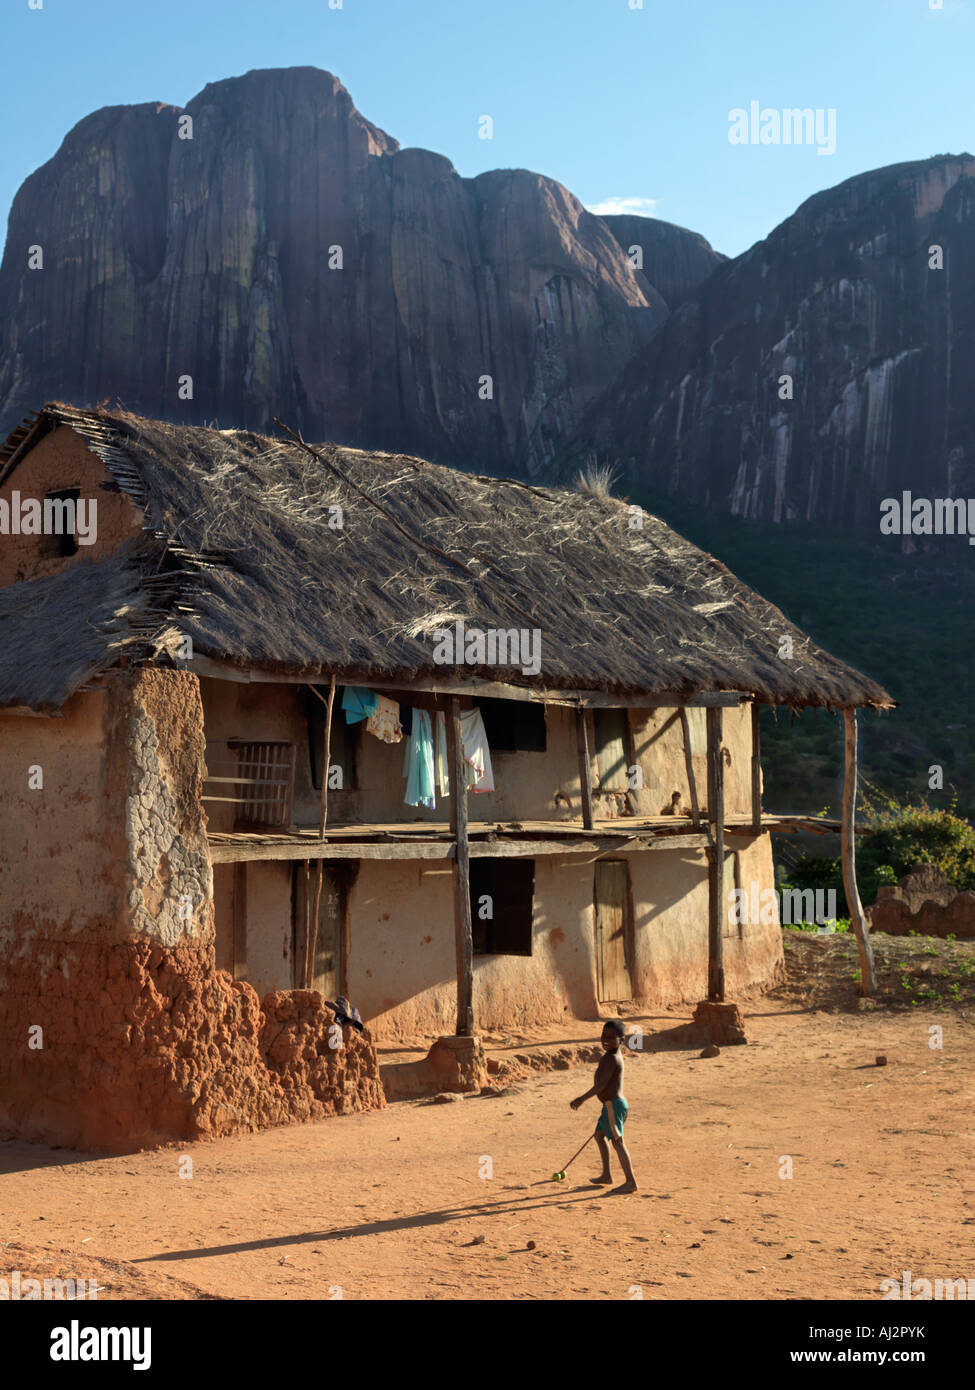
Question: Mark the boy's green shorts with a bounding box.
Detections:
[596,1096,629,1140]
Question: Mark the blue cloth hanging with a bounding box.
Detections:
[403,708,435,809]
[341,686,379,724]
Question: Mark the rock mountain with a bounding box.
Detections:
[566,155,975,529]
[3,66,970,534]
[0,66,719,474]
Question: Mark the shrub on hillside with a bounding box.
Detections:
[788,785,975,907]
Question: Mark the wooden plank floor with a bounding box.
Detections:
[206,813,845,862]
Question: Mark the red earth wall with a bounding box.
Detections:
[0,938,384,1152]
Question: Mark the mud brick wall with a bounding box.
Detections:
[1,941,384,1151]
[0,667,384,1152]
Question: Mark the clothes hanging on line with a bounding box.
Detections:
[435,710,450,798]
[365,693,403,744]
[459,707,495,793]
[341,686,378,724]
[403,708,436,809]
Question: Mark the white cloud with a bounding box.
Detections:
[586,196,658,218]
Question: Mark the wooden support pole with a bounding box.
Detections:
[576,708,595,830]
[706,706,725,1002]
[233,862,247,981]
[340,886,352,998]
[306,859,324,990]
[318,675,336,840]
[751,701,762,835]
[299,859,310,988]
[842,708,877,996]
[679,707,701,829]
[447,696,474,1036]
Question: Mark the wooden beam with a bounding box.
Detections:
[208,832,712,863]
[186,654,750,709]
[678,707,701,829]
[842,709,877,996]
[576,709,594,830]
[318,675,336,839]
[751,701,762,835]
[447,696,474,1036]
[473,834,709,856]
[706,707,725,1002]
[211,839,452,863]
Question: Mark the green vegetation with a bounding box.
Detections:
[627,485,975,821]
[786,784,975,905]
[780,927,975,1010]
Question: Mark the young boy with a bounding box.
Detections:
[570,1020,638,1192]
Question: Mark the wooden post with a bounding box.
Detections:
[576,708,594,830]
[447,697,474,1035]
[298,859,309,987]
[751,701,762,835]
[706,707,725,1002]
[305,859,324,990]
[233,862,247,981]
[340,883,352,998]
[679,707,701,829]
[842,708,877,996]
[318,675,336,839]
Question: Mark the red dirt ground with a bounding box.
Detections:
[3,938,973,1300]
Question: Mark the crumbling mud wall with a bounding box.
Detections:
[0,666,384,1152]
[0,941,383,1151]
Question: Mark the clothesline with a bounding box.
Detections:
[338,685,494,810]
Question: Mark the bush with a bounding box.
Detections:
[788,784,975,906]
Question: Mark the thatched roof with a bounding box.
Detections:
[0,402,893,712]
[0,550,165,712]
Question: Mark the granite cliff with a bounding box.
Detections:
[0,66,718,474]
[565,155,975,528]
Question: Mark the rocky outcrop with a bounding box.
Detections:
[0,66,668,476]
[565,155,975,528]
[602,214,725,309]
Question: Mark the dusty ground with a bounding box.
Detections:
[2,930,973,1301]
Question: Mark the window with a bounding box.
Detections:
[470,858,534,955]
[43,488,81,557]
[474,697,546,752]
[303,686,359,791]
[593,708,631,791]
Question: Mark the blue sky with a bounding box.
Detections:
[2,0,971,258]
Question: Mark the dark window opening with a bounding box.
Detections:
[44,488,81,558]
[474,697,546,753]
[470,857,534,956]
[303,686,359,792]
[594,708,631,791]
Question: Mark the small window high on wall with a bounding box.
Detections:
[43,488,81,558]
[474,698,546,752]
[469,858,534,955]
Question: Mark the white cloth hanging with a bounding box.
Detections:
[459,707,494,793]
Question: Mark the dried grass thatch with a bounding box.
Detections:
[0,403,894,712]
[0,549,160,711]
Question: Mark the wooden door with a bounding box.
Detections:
[594,860,634,1002]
